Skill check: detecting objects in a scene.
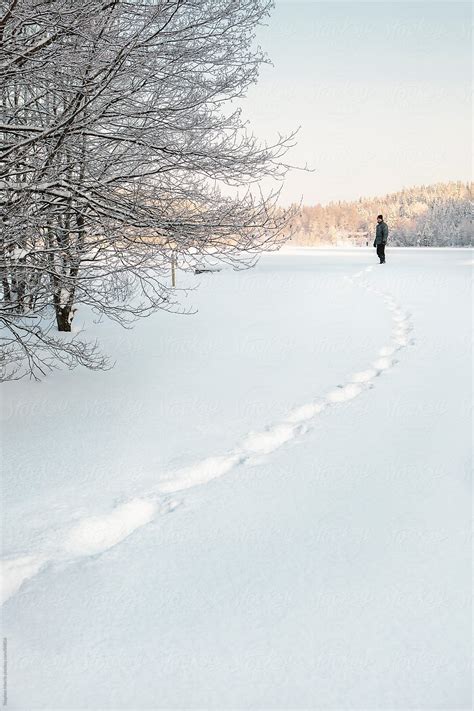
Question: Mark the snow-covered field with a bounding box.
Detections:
[1,248,472,709]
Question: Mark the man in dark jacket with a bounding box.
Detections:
[373,214,388,263]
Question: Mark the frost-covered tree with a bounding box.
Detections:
[0,0,297,379]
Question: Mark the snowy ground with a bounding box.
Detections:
[1,248,472,709]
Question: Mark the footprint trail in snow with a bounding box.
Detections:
[1,265,414,604]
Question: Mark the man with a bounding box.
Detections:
[373,214,388,263]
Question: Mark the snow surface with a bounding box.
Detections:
[1,248,472,709]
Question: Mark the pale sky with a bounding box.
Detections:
[243,0,472,205]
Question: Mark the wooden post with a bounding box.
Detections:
[171,253,176,287]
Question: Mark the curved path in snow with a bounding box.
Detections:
[1,265,414,605]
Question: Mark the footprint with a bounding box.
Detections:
[63,498,157,557]
[351,369,377,383]
[286,401,326,423]
[325,383,363,403]
[157,454,242,494]
[240,423,297,456]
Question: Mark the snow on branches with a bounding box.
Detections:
[0,0,297,379]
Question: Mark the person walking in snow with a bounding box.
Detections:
[373,214,388,263]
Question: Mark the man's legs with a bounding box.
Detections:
[377,244,386,263]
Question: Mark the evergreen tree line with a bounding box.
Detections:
[290,182,472,247]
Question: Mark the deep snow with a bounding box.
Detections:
[1,248,472,709]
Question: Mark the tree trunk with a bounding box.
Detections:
[2,277,11,302]
[56,305,72,331]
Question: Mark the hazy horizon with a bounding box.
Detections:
[242,1,472,206]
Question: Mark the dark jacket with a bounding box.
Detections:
[374,221,388,247]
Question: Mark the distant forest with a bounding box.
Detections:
[290,182,472,246]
